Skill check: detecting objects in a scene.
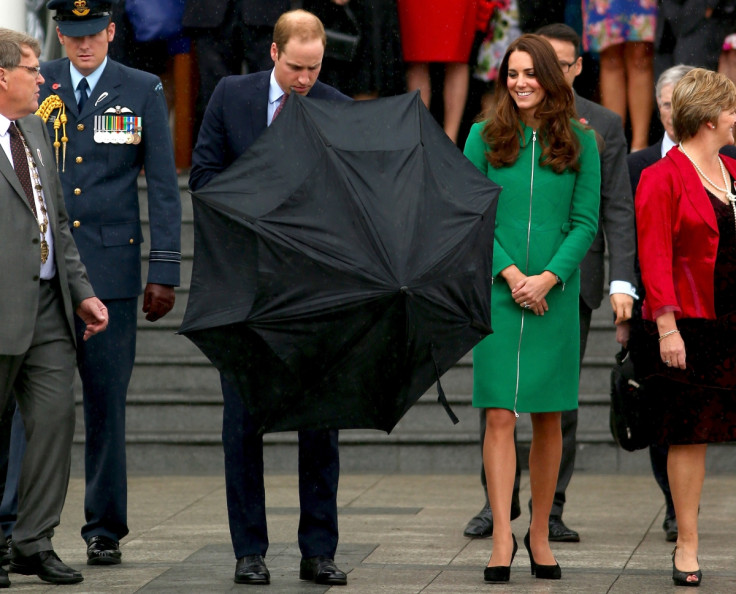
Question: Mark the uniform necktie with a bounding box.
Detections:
[271,92,288,123]
[77,77,89,112]
[8,122,37,217]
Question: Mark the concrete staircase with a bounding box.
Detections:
[71,177,650,476]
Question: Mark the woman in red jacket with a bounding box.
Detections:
[635,68,736,587]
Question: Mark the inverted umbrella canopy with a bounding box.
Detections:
[180,91,500,434]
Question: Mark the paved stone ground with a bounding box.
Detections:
[7,473,736,592]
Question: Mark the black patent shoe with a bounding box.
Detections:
[524,531,561,580]
[484,534,518,583]
[10,549,83,584]
[299,556,347,585]
[234,554,270,585]
[87,535,122,565]
[672,547,701,587]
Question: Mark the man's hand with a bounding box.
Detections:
[76,297,108,341]
[142,283,175,322]
[610,293,634,325]
[332,0,350,4]
[616,321,630,347]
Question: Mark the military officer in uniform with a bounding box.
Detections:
[1,0,181,566]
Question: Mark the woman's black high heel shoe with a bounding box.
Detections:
[524,531,561,580]
[672,547,701,587]
[484,534,518,583]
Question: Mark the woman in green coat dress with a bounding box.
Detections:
[463,34,600,582]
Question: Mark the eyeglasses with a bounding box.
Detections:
[558,60,577,73]
[658,101,672,112]
[17,64,42,77]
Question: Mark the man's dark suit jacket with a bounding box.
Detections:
[190,71,348,191]
[575,93,637,311]
[183,0,291,29]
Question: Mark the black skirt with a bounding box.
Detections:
[631,190,736,445]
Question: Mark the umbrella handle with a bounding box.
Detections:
[431,344,459,425]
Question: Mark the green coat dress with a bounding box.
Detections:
[464,121,600,413]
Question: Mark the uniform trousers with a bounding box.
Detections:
[221,376,339,560]
[0,278,76,556]
[77,297,137,543]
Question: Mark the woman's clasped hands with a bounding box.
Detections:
[503,266,558,316]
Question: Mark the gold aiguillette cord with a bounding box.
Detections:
[35,95,67,172]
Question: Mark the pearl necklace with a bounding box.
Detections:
[680,143,736,233]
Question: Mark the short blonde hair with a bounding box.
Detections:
[672,68,736,142]
[273,9,326,56]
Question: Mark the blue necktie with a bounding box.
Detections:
[77,77,89,113]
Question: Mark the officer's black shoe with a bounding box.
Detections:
[548,515,580,542]
[87,535,122,565]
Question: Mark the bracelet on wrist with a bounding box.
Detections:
[658,329,680,343]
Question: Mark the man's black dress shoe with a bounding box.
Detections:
[463,498,522,538]
[87,535,122,565]
[0,565,9,588]
[664,515,678,543]
[234,555,270,585]
[10,550,83,584]
[548,515,580,542]
[0,538,8,567]
[299,556,347,585]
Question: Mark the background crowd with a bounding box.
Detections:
[18,0,736,157]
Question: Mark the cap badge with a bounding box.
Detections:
[72,0,90,16]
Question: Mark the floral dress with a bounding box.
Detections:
[474,0,521,83]
[583,0,657,53]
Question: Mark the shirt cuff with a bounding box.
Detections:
[609,280,638,299]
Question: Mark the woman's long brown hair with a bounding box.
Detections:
[482,34,581,174]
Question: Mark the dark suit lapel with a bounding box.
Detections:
[0,141,28,209]
[249,72,270,143]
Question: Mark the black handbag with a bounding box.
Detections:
[324,5,361,62]
[609,348,652,451]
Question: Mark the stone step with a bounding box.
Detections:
[71,427,644,475]
[72,387,613,446]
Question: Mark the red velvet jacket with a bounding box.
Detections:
[636,146,736,321]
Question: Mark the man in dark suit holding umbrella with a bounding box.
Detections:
[189,9,350,586]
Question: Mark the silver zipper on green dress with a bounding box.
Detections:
[513,129,536,418]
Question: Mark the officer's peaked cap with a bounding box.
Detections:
[47,0,119,37]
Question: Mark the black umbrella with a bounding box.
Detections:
[180,91,500,434]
